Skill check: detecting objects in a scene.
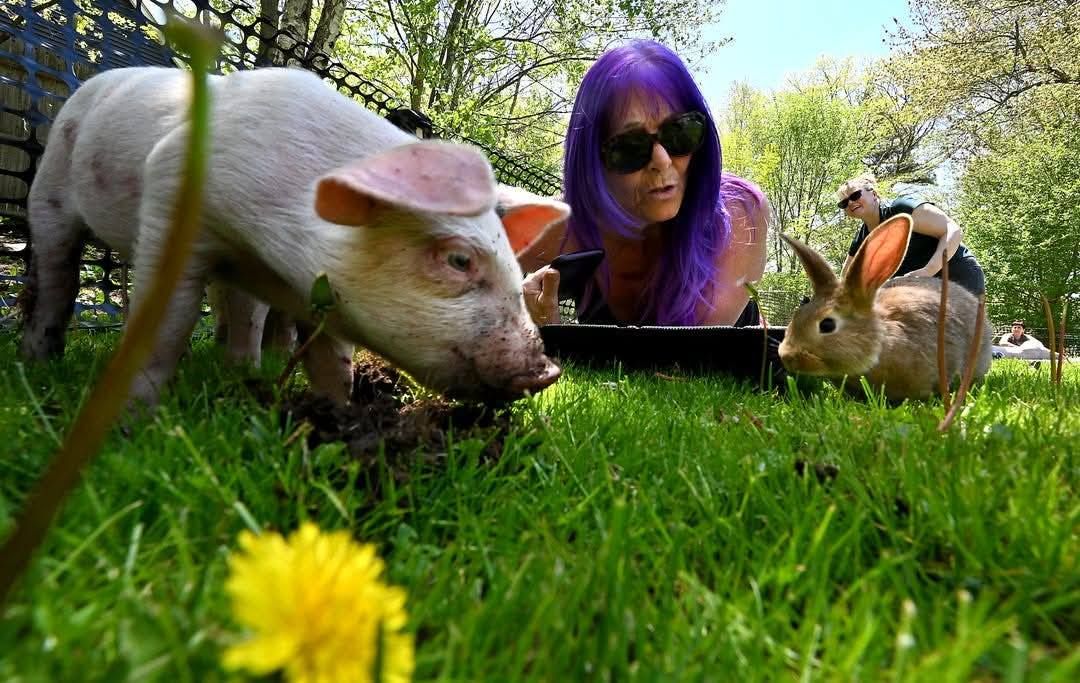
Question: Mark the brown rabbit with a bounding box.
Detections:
[778,214,992,401]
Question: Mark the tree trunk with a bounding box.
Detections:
[430,0,471,110]
[278,0,311,64]
[258,0,284,66]
[307,0,346,69]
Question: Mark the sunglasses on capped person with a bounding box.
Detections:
[837,189,863,210]
[601,111,708,174]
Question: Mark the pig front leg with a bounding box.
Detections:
[207,282,282,364]
[297,322,355,405]
[206,280,230,346]
[261,307,298,354]
[216,285,271,367]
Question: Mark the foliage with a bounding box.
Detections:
[956,97,1080,329]
[720,60,881,274]
[885,0,1080,156]
[858,60,944,185]
[0,332,1078,680]
[331,0,728,175]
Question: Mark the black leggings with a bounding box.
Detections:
[930,255,985,296]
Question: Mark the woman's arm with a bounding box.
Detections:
[700,198,769,325]
[905,203,963,277]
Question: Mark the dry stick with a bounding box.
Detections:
[1056,300,1069,384]
[937,250,951,412]
[938,294,987,432]
[276,273,336,392]
[1041,294,1058,384]
[744,283,769,390]
[275,318,325,391]
[0,19,224,606]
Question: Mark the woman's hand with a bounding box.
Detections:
[522,266,561,326]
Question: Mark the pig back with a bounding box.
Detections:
[201,67,417,225]
[65,67,214,256]
[193,67,420,283]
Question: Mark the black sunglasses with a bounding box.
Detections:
[837,189,863,210]
[601,111,708,174]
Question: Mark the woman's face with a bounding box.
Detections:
[603,97,694,226]
[842,187,879,223]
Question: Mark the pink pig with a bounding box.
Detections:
[20,66,567,407]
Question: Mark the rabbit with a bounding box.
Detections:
[777,213,993,401]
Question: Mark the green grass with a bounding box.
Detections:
[1,329,1078,682]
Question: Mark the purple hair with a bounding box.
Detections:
[563,39,766,325]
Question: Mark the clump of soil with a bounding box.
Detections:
[273,355,513,473]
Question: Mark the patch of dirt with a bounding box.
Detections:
[270,355,513,475]
[793,459,840,484]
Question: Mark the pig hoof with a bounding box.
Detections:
[20,334,65,361]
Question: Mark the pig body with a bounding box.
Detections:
[21,65,566,406]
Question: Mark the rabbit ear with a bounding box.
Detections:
[780,232,839,296]
[844,214,912,306]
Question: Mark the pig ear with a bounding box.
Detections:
[495,184,571,254]
[314,141,497,226]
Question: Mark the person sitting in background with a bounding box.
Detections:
[836,172,986,296]
[513,39,770,327]
[999,320,1032,348]
[991,320,1065,365]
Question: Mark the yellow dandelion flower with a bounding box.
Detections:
[222,522,414,683]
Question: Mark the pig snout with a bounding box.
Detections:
[506,357,561,394]
[443,317,562,401]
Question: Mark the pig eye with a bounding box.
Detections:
[447,252,472,272]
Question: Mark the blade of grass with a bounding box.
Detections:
[14,361,61,446]
[1056,299,1068,384]
[1042,294,1058,385]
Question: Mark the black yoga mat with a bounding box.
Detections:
[539,323,789,390]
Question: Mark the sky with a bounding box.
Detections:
[693,0,913,114]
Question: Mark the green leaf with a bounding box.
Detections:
[309,272,337,316]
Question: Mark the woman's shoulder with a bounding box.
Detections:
[718,172,769,225]
[884,194,933,217]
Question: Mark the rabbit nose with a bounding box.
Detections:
[778,345,814,372]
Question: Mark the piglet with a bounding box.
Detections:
[20,65,568,407]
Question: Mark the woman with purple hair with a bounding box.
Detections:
[515,39,770,327]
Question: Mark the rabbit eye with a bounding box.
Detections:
[819,317,837,334]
